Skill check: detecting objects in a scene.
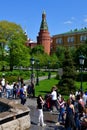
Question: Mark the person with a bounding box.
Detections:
[1,76,5,94]
[5,81,11,98]
[65,98,76,130]
[16,83,20,98]
[23,83,27,97]
[80,106,87,129]
[74,96,81,130]
[20,85,26,105]
[0,83,2,97]
[31,81,35,98]
[13,82,17,99]
[56,96,66,125]
[83,91,87,106]
[50,86,59,112]
[69,91,75,104]
[37,95,46,127]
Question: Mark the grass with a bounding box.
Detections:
[35,78,87,99]
[35,78,58,97]
[75,81,87,91]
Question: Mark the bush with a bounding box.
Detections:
[6,76,17,83]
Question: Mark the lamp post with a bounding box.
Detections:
[36,60,39,85]
[48,61,51,79]
[30,57,35,83]
[79,54,85,92]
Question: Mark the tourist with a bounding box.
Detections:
[83,91,87,106]
[13,82,17,99]
[0,83,2,97]
[37,95,46,127]
[65,98,76,130]
[20,85,26,105]
[74,96,81,130]
[5,81,11,98]
[23,83,27,97]
[31,81,35,98]
[69,91,75,104]
[56,96,66,125]
[50,86,59,112]
[1,76,5,94]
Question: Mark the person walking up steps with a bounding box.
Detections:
[37,95,46,127]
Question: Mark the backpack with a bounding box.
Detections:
[78,102,83,113]
[74,101,83,114]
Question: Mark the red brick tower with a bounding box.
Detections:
[37,11,51,55]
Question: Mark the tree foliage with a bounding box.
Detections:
[58,48,76,94]
[74,43,87,69]
[0,20,30,71]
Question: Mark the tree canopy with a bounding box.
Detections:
[0,20,30,70]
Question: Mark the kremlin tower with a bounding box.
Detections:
[37,11,51,55]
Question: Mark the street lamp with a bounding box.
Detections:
[79,54,85,92]
[48,61,51,79]
[36,60,40,85]
[30,57,35,83]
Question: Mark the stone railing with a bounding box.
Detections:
[0,98,30,130]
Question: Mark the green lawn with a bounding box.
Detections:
[35,78,87,99]
[35,78,58,97]
[75,81,87,91]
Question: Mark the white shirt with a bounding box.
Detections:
[83,94,87,105]
[24,85,27,92]
[6,84,11,89]
[1,78,5,86]
[51,90,57,100]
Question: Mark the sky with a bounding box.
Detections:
[0,0,87,41]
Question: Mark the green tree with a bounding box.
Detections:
[30,45,44,55]
[59,49,76,94]
[74,43,87,69]
[55,46,66,66]
[0,20,30,71]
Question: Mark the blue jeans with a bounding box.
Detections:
[6,89,11,98]
[75,113,81,130]
[58,107,65,123]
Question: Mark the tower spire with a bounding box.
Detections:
[37,11,51,55]
[40,11,48,30]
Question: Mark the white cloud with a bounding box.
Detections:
[64,20,72,24]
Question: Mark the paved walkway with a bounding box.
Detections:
[24,75,56,85]
[15,75,65,130]
[23,98,65,130]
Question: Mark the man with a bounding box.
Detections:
[50,86,59,112]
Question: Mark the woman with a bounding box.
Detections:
[65,98,76,130]
[37,95,46,127]
[56,96,65,125]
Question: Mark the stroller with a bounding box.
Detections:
[43,93,52,111]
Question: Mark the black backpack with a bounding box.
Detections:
[78,102,83,113]
[74,101,83,114]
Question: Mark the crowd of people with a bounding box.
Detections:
[0,76,35,105]
[0,75,87,129]
[37,86,87,129]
